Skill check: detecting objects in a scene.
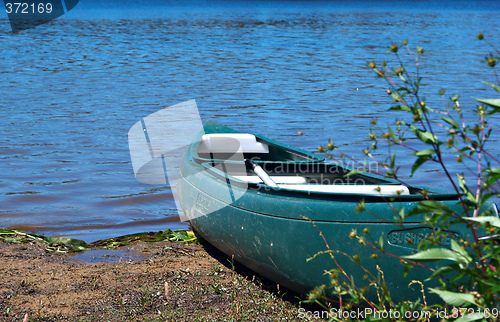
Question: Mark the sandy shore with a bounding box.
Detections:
[0,236,321,321]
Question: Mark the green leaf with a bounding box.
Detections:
[389,105,411,112]
[441,117,460,129]
[484,173,500,189]
[426,263,461,281]
[344,169,360,177]
[390,151,396,167]
[419,200,454,213]
[465,216,500,229]
[387,126,397,142]
[450,239,472,263]
[412,149,435,157]
[403,248,465,263]
[428,288,478,307]
[455,313,484,322]
[482,81,500,93]
[410,156,431,177]
[407,201,442,217]
[487,167,500,174]
[475,98,500,108]
[408,125,439,145]
[458,174,477,205]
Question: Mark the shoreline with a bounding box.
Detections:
[0,229,321,321]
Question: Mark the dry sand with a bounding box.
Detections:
[0,238,319,321]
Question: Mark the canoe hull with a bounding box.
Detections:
[178,168,476,302]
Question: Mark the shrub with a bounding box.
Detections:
[312,34,500,321]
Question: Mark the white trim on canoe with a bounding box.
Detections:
[233,175,410,196]
[233,175,307,184]
[197,134,269,154]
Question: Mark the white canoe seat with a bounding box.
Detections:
[278,184,411,196]
[197,134,269,154]
[233,175,307,184]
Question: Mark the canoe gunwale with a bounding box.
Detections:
[184,121,461,201]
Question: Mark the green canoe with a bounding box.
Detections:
[178,120,498,303]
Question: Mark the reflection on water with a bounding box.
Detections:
[1,1,499,242]
[71,248,148,263]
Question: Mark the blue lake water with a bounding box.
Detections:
[1,1,500,242]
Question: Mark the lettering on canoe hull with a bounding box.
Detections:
[387,227,460,249]
[195,193,211,217]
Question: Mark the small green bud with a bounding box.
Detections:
[477,32,484,40]
[368,62,376,69]
[326,143,334,150]
[417,46,424,54]
[487,58,497,68]
[390,44,398,53]
[451,96,459,102]
[402,40,408,45]
[438,89,445,96]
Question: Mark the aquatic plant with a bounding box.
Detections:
[0,228,198,253]
[313,34,500,320]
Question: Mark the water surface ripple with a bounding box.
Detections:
[1,1,499,242]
